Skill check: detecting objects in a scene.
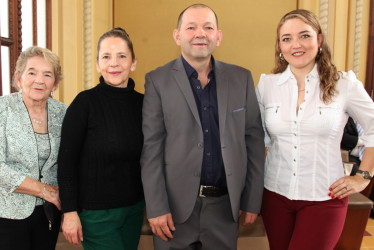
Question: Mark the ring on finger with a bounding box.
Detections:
[345,187,349,191]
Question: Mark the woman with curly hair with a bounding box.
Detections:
[256,9,374,250]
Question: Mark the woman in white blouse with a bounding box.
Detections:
[256,9,374,250]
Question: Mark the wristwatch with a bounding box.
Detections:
[356,170,373,180]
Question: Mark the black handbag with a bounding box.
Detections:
[43,200,60,230]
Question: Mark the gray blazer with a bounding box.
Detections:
[141,57,265,223]
[0,92,66,219]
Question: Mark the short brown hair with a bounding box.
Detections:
[97,27,135,60]
[176,4,218,30]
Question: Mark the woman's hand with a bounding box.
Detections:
[42,184,61,210]
[62,211,84,245]
[329,174,370,199]
[13,177,61,209]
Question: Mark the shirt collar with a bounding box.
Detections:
[278,63,319,85]
[181,56,216,79]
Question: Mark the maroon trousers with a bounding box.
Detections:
[261,188,348,250]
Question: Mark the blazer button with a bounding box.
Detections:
[198,143,203,148]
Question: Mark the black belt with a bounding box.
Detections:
[199,185,228,197]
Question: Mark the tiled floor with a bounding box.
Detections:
[361,218,374,249]
[57,217,374,250]
[56,234,270,250]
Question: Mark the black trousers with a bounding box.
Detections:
[0,205,61,250]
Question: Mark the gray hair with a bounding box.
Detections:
[13,46,62,89]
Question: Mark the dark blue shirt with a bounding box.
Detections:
[181,56,226,188]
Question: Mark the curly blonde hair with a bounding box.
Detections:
[273,9,339,104]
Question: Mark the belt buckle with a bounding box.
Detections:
[199,185,207,197]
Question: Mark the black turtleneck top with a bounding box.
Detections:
[58,77,144,212]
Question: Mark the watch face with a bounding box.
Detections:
[358,170,372,180]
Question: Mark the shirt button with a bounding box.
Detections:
[207,152,211,156]
[293,159,296,162]
[300,107,303,110]
[203,107,207,111]
[293,173,296,176]
[294,146,297,149]
[294,121,297,124]
[294,133,297,136]
[205,129,209,133]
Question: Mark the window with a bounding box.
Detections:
[0,0,51,96]
[366,0,374,100]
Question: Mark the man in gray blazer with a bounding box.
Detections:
[141,4,265,249]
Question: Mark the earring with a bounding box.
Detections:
[318,47,322,55]
[279,53,284,61]
[50,91,54,98]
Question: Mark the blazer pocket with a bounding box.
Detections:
[232,106,246,113]
[231,106,246,126]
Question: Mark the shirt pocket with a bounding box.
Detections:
[264,103,282,127]
[315,103,340,130]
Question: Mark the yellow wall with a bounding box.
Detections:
[52,0,82,104]
[298,0,319,13]
[329,0,368,84]
[52,0,112,105]
[114,0,297,93]
[52,0,370,103]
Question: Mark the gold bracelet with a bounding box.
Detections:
[40,183,46,200]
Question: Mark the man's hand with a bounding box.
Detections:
[148,213,175,241]
[240,210,258,226]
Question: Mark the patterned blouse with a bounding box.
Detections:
[0,92,66,219]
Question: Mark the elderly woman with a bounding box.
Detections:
[58,27,144,249]
[0,46,66,250]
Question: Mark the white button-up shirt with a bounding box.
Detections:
[256,64,374,201]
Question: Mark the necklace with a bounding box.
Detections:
[31,118,43,125]
[298,89,305,92]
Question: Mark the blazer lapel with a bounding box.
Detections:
[215,61,228,138]
[172,57,202,128]
[12,93,39,166]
